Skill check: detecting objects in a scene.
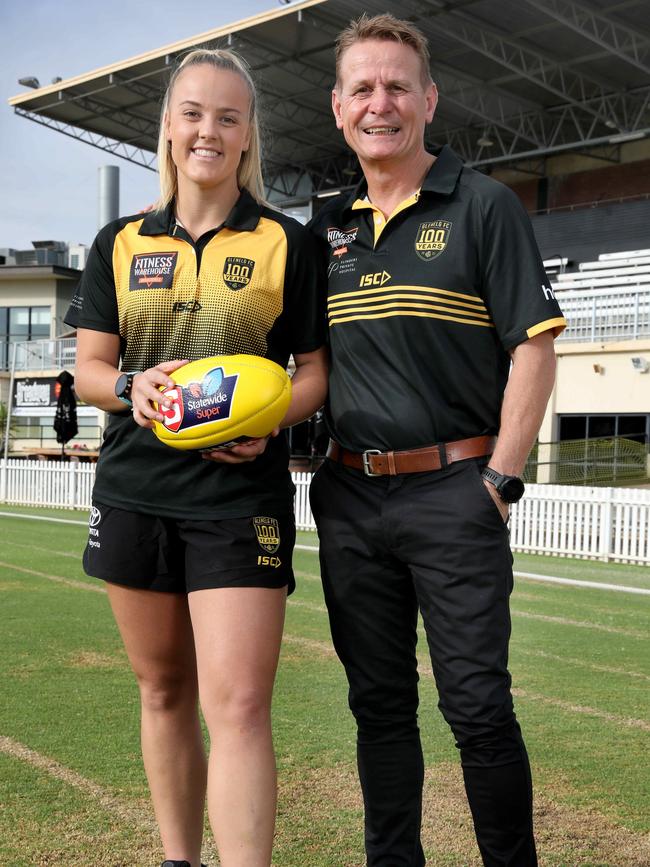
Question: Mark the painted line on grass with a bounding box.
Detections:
[282,634,650,732]
[297,543,650,596]
[4,539,81,559]
[287,600,650,681]
[0,735,154,828]
[2,554,648,736]
[283,633,336,657]
[1,560,645,639]
[5,520,649,595]
[0,510,87,526]
[0,561,105,594]
[515,570,650,596]
[510,689,650,732]
[288,599,328,614]
[515,647,650,682]
[416,660,650,733]
[511,609,646,639]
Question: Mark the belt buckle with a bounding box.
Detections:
[362,449,382,477]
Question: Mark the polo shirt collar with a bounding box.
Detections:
[343,144,463,212]
[138,189,263,237]
[421,145,464,195]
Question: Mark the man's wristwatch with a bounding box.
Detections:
[115,372,138,408]
[481,467,525,504]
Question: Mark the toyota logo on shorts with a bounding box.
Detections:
[89,507,101,527]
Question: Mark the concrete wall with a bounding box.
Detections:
[539,338,650,444]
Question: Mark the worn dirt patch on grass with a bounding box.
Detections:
[66,650,127,670]
[279,761,650,866]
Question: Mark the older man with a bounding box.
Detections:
[308,14,565,867]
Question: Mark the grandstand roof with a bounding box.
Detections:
[8,0,650,202]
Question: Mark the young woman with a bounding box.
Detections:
[66,49,327,867]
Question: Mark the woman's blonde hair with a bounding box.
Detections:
[156,48,265,209]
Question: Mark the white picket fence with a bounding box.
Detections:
[1,461,649,564]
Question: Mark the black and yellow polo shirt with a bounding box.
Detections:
[308,145,565,453]
[65,191,325,519]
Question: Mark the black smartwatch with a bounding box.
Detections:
[481,467,525,504]
[115,371,137,408]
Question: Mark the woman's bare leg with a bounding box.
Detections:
[107,584,207,866]
[189,586,286,867]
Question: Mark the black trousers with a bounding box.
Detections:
[309,457,537,867]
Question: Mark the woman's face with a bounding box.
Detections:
[165,63,252,195]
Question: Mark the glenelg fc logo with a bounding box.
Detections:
[415,220,452,261]
[223,257,255,290]
[253,516,280,553]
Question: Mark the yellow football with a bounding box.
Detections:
[152,355,292,450]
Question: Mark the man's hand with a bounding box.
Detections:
[483,480,510,523]
[201,428,280,464]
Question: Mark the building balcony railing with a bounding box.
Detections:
[2,288,649,373]
[555,287,650,343]
[3,338,77,372]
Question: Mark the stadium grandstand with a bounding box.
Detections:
[5,0,650,482]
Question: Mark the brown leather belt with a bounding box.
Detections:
[326,435,496,477]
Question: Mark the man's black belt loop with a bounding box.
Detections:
[438,443,448,470]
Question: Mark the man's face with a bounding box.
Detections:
[332,39,437,169]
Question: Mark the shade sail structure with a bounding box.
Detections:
[9,0,650,202]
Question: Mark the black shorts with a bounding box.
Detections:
[83,502,296,594]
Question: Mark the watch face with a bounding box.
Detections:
[115,373,129,398]
[499,476,525,503]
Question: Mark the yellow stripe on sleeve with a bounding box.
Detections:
[526,317,567,339]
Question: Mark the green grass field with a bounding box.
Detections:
[1,505,648,866]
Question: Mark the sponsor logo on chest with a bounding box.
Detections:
[415,220,452,261]
[129,252,178,290]
[327,226,359,257]
[359,270,391,288]
[223,256,255,290]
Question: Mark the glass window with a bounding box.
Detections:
[559,416,586,440]
[588,416,615,438]
[30,307,50,339]
[9,307,29,340]
[617,415,648,444]
[70,254,79,269]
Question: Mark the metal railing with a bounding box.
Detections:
[525,437,649,486]
[10,423,102,451]
[556,287,650,342]
[4,337,77,372]
[41,293,647,347]
[2,288,649,376]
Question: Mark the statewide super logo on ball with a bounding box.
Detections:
[152,355,292,451]
[159,365,238,434]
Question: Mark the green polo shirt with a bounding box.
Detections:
[308,145,565,452]
[65,191,325,519]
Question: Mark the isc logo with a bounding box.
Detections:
[359,270,391,288]
[257,555,282,568]
[172,300,202,313]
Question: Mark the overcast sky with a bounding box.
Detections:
[0,0,286,251]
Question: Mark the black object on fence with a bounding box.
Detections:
[53,371,78,458]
